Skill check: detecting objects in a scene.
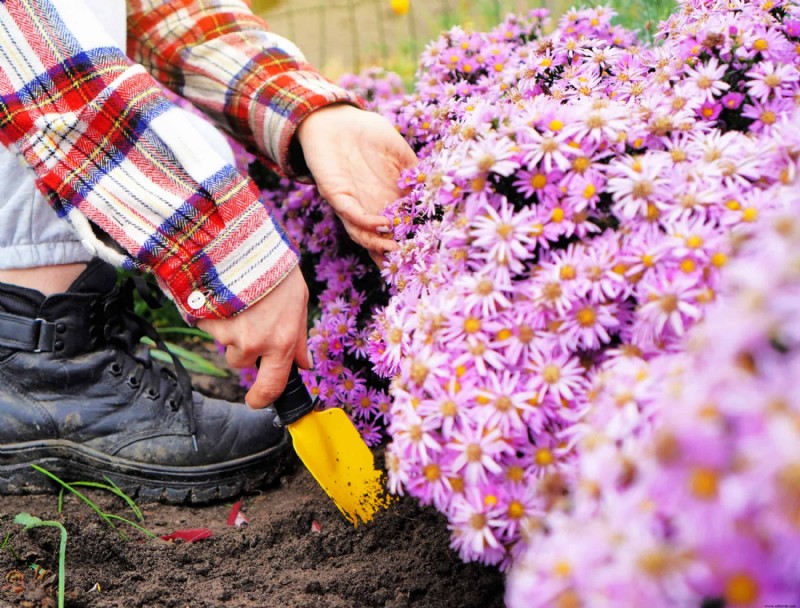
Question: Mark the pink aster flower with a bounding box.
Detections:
[745,61,798,102]
[607,153,672,220]
[527,347,587,404]
[741,97,794,134]
[683,57,730,102]
[469,199,536,273]
[457,137,521,179]
[474,371,538,435]
[448,422,514,485]
[448,487,506,564]
[720,91,745,110]
[519,123,575,173]
[560,300,621,351]
[635,269,704,341]
[390,408,443,465]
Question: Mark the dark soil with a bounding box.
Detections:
[0,347,506,608]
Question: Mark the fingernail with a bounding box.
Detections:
[307,347,315,369]
[377,226,392,235]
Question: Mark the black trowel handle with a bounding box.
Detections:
[256,361,314,426]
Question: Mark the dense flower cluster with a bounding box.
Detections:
[506,185,800,607]
[229,0,800,582]
[367,0,800,567]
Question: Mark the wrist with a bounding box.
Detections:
[296,103,361,149]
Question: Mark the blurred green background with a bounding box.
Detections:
[250,0,674,80]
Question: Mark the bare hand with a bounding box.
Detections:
[297,104,417,264]
[197,266,311,408]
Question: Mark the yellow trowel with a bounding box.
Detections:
[271,366,391,525]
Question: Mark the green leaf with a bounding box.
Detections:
[140,337,229,377]
[13,512,42,529]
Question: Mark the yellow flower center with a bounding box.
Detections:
[508,500,525,519]
[573,156,590,172]
[464,317,482,334]
[711,252,728,267]
[496,223,514,240]
[466,443,483,462]
[496,328,514,341]
[553,561,572,577]
[680,259,696,273]
[469,513,487,531]
[725,572,760,605]
[576,306,597,327]
[560,265,577,280]
[690,467,719,500]
[423,464,441,482]
[441,400,457,417]
[753,38,769,52]
[535,448,554,466]
[686,235,703,249]
[742,208,758,222]
[531,173,548,189]
[506,465,525,482]
[542,364,561,384]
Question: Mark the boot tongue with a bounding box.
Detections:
[66,259,118,295]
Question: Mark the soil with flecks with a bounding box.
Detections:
[0,346,505,608]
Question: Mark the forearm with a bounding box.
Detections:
[0,0,298,322]
[127,0,364,178]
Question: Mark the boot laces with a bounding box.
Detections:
[97,277,198,451]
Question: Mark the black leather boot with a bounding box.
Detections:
[0,260,291,503]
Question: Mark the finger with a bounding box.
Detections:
[225,344,258,369]
[328,194,393,231]
[294,313,312,371]
[369,250,387,268]
[197,318,233,347]
[394,140,419,170]
[246,351,293,409]
[346,226,400,253]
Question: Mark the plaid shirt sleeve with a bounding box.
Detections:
[0,0,307,323]
[127,0,364,177]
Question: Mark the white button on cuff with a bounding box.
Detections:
[187,291,207,310]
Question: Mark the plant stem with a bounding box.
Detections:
[14,514,67,608]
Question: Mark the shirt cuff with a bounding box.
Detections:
[249,69,364,179]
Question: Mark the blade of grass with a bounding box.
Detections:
[32,465,156,540]
[104,476,144,521]
[67,480,144,522]
[1,531,21,561]
[30,464,128,541]
[104,514,158,538]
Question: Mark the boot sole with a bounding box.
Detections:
[0,433,294,504]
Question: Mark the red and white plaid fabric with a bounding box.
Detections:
[0,0,362,322]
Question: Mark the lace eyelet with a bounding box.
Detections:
[127,376,140,389]
[109,362,123,376]
[145,387,160,400]
[167,398,178,411]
